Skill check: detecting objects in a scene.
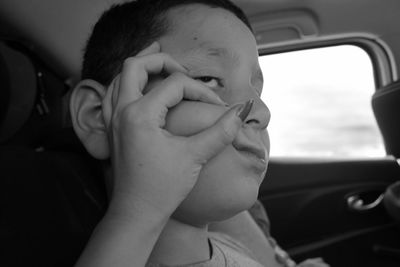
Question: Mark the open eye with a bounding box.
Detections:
[195,76,221,89]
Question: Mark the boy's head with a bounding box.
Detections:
[82,0,252,86]
[72,0,270,226]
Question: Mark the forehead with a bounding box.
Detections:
[159,4,257,62]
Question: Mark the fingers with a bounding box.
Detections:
[106,42,161,111]
[104,42,186,112]
[143,72,226,118]
[104,41,227,133]
[187,99,254,163]
[116,52,187,109]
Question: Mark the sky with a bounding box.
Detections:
[259,45,386,158]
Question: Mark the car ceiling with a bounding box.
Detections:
[0,0,400,84]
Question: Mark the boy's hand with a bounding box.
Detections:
[102,42,250,220]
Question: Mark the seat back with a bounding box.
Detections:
[0,146,107,267]
[0,39,107,266]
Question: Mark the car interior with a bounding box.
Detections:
[0,0,399,266]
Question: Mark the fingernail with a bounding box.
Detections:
[236,99,254,121]
[218,98,229,106]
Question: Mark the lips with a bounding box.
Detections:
[232,129,268,172]
[229,128,269,175]
[233,142,266,162]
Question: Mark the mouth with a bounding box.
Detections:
[232,141,267,173]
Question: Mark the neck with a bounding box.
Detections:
[148,218,210,266]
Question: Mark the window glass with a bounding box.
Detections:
[260,45,385,158]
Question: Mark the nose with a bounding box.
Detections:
[244,97,271,129]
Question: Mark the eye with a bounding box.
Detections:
[195,76,221,89]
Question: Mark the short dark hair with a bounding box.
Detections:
[81,0,252,86]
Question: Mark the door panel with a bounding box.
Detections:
[259,157,400,266]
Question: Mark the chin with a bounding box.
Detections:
[172,176,260,226]
[171,145,265,226]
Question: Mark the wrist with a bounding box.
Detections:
[106,190,173,226]
[75,192,171,267]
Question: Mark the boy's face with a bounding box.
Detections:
[149,4,271,224]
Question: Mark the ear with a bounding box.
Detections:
[70,79,110,159]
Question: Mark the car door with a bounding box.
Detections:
[260,157,400,267]
[257,45,400,267]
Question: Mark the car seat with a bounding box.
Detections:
[0,40,107,266]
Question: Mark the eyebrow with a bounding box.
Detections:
[204,47,240,65]
[188,45,263,84]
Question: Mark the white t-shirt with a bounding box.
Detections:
[146,232,265,267]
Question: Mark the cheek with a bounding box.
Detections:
[165,101,227,136]
[145,76,228,135]
[173,147,261,223]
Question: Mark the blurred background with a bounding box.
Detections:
[260,45,386,158]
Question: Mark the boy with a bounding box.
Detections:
[70,0,329,266]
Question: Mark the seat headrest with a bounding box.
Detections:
[372,81,400,158]
[0,42,37,142]
[0,40,69,147]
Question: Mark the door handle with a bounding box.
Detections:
[347,193,384,212]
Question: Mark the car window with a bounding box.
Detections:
[260,45,386,158]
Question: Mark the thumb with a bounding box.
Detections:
[188,99,254,163]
